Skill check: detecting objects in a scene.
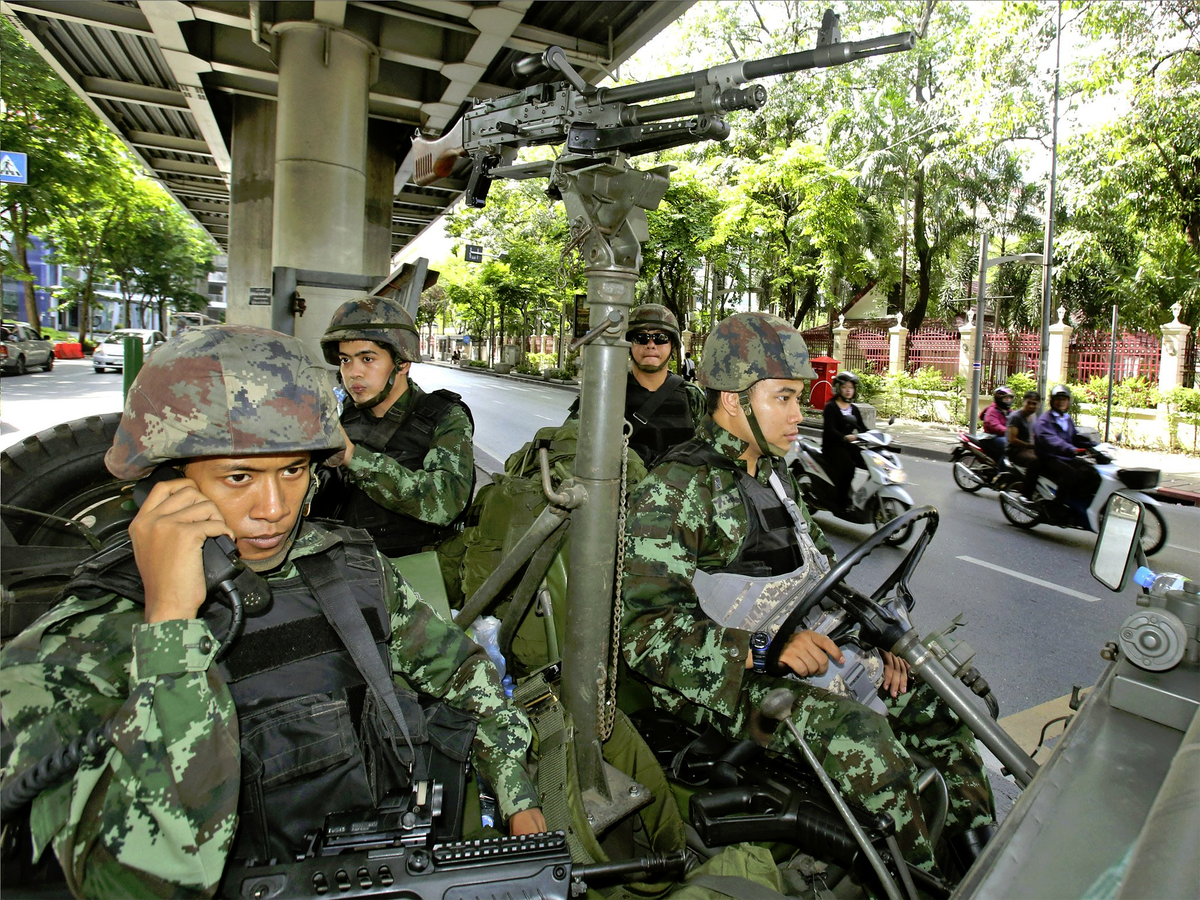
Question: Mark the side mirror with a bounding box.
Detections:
[1091,493,1144,592]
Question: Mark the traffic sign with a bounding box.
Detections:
[1,152,28,184]
[464,244,484,263]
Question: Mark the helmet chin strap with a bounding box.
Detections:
[738,389,778,460]
[352,361,402,410]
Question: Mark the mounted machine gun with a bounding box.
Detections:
[412,7,918,846]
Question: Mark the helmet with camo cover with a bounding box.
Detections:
[320,295,420,366]
[627,303,681,346]
[698,311,817,391]
[106,325,344,480]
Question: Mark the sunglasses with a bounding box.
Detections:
[630,332,672,346]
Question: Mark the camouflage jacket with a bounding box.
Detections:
[621,417,835,721]
[343,380,474,526]
[0,523,536,899]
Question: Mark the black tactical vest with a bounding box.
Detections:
[340,389,474,557]
[625,373,698,469]
[62,526,474,862]
[660,439,803,577]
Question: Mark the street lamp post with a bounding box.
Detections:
[970,231,1044,435]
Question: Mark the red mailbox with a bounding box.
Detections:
[809,356,839,408]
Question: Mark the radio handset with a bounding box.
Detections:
[133,467,272,659]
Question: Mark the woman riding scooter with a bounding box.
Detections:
[822,372,867,511]
[979,386,1015,463]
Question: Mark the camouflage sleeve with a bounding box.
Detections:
[1,602,238,899]
[344,404,474,526]
[381,559,539,819]
[619,466,751,721]
[684,381,707,426]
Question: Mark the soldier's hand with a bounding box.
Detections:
[333,423,356,466]
[130,477,233,625]
[880,650,910,697]
[777,631,844,678]
[508,807,547,836]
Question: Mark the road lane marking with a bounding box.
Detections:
[957,555,1102,602]
[1167,543,1198,554]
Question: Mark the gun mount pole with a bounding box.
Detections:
[556,157,671,801]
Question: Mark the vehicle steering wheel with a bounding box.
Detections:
[764,506,940,677]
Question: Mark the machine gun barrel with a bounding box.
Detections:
[597,30,915,105]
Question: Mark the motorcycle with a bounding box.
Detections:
[996,444,1168,555]
[791,428,915,545]
[950,432,1019,493]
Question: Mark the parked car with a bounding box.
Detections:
[0,322,55,374]
[92,329,168,373]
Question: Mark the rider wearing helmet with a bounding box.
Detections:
[978,386,1015,463]
[1033,384,1100,510]
[1,327,542,898]
[821,371,868,512]
[566,303,704,468]
[621,312,996,877]
[319,295,475,558]
[1007,390,1042,498]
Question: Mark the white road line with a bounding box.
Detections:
[1167,543,1199,555]
[957,555,1102,602]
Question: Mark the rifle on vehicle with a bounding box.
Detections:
[412,9,915,206]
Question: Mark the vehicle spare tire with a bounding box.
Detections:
[1,413,133,547]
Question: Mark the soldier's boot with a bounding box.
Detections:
[947,823,995,871]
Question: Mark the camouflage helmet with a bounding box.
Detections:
[106,325,344,480]
[320,295,420,366]
[698,312,817,391]
[627,303,681,345]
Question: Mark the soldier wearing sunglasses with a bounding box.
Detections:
[568,305,704,469]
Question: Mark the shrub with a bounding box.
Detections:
[1164,386,1200,454]
[1006,372,1037,399]
[464,359,489,369]
[544,368,576,382]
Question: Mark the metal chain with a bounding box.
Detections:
[599,424,631,742]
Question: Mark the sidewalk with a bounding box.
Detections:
[429,359,1200,505]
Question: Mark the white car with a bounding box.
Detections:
[0,322,55,374]
[93,329,168,373]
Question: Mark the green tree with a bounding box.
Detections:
[0,19,120,334]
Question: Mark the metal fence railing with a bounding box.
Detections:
[983,329,1041,386]
[905,326,960,378]
[1069,330,1161,384]
[801,325,832,359]
[842,327,889,374]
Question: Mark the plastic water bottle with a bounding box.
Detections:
[466,615,506,682]
[477,775,498,830]
[1133,567,1195,596]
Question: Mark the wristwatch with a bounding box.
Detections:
[751,632,770,672]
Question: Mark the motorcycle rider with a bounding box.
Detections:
[319,296,474,559]
[978,386,1014,463]
[566,303,704,468]
[1007,390,1041,498]
[621,312,996,877]
[0,326,542,899]
[821,371,868,512]
[1033,384,1100,513]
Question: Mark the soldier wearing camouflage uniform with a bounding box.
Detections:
[319,296,474,558]
[0,326,542,898]
[620,312,995,875]
[568,303,704,469]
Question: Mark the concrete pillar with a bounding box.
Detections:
[958,313,977,380]
[226,95,276,329]
[888,312,908,376]
[364,119,401,277]
[271,21,378,344]
[832,317,850,364]
[1047,306,1073,386]
[1159,303,1191,393]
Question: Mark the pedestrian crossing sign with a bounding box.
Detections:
[1,152,28,184]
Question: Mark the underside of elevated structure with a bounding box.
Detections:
[4,1,689,257]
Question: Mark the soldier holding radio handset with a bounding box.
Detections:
[0,326,542,899]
